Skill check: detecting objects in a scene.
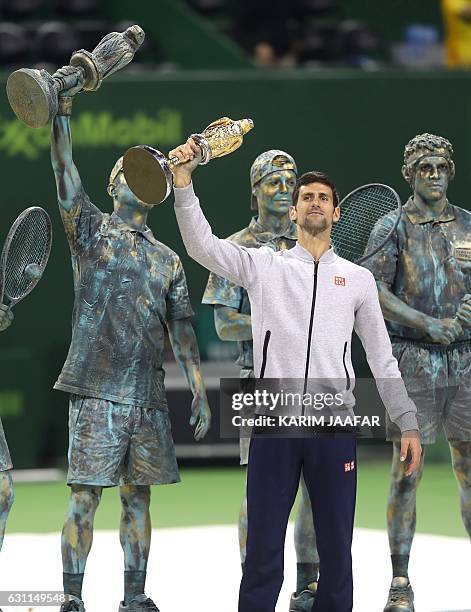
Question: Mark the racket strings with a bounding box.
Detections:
[332,185,399,262]
[3,210,50,300]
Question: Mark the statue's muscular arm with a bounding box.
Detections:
[50,68,85,211]
[377,280,463,345]
[51,115,83,212]
[214,305,252,341]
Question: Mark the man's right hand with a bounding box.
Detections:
[54,66,85,98]
[169,137,202,188]
[400,431,422,477]
[424,316,462,344]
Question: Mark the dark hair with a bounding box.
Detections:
[292,171,340,208]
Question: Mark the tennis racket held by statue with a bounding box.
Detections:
[0,207,52,308]
[331,183,402,264]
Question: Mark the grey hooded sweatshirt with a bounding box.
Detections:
[174,183,418,433]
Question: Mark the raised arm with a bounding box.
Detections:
[171,138,266,290]
[50,67,85,211]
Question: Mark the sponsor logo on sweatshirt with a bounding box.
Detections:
[335,276,346,286]
[344,460,355,472]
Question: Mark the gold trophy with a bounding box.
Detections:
[123,116,254,204]
[6,25,145,128]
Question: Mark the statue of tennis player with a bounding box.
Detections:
[364,133,471,611]
[202,150,319,611]
[50,67,211,612]
[0,305,14,610]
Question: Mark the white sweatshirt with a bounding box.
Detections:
[174,183,418,433]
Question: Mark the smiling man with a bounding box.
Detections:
[363,133,471,612]
[170,137,422,612]
[202,151,320,611]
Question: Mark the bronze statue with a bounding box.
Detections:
[363,133,471,612]
[48,64,210,612]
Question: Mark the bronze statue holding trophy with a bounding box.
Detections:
[6,24,145,128]
[122,116,254,204]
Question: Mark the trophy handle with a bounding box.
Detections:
[52,66,86,94]
[168,134,211,167]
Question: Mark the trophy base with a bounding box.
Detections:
[70,50,101,91]
[123,145,173,205]
[6,69,58,128]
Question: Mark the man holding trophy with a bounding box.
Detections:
[168,137,421,612]
[201,150,320,611]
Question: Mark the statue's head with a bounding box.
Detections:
[250,150,297,217]
[402,133,455,203]
[108,156,153,210]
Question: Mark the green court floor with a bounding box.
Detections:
[6,460,468,538]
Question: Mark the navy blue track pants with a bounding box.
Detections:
[238,436,357,612]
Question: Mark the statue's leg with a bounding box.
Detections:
[118,405,179,608]
[383,444,425,611]
[63,395,123,604]
[119,485,151,604]
[239,437,250,565]
[0,417,13,553]
[386,342,439,579]
[449,441,471,539]
[239,487,248,566]
[61,485,102,599]
[0,470,14,553]
[446,346,471,538]
[387,442,425,576]
[294,473,319,593]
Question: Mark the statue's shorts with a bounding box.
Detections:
[387,340,471,444]
[239,367,254,466]
[0,418,12,472]
[67,395,180,487]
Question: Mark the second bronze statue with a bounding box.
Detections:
[6,25,145,128]
[123,116,254,205]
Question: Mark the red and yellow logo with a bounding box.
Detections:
[344,461,355,472]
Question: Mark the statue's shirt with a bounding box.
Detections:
[363,197,471,342]
[54,187,193,409]
[202,216,297,370]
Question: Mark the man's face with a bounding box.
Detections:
[289,182,339,236]
[111,171,153,210]
[253,170,297,217]
[413,155,450,203]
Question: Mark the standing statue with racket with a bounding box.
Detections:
[0,207,52,609]
[361,134,471,611]
[49,70,210,612]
